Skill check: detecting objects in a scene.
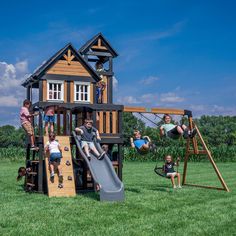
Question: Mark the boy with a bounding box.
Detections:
[160,114,197,139]
[75,119,105,161]
[130,130,154,153]
[163,155,181,189]
[44,132,63,188]
[20,99,38,150]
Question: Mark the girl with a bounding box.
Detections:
[163,155,181,189]
[160,114,196,139]
[45,133,63,188]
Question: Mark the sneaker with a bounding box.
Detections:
[30,146,37,151]
[59,175,63,184]
[50,174,55,183]
[190,128,197,138]
[173,185,177,189]
[183,129,189,139]
[98,151,105,160]
[87,155,91,161]
[58,183,63,188]
[178,185,182,189]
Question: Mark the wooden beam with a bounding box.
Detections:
[99,111,104,133]
[124,106,185,115]
[194,124,230,192]
[105,111,110,133]
[183,183,226,191]
[112,111,117,134]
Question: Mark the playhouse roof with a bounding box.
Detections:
[22,43,101,87]
[79,32,118,58]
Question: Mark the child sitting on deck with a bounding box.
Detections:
[160,114,196,139]
[75,119,105,161]
[44,133,63,188]
[163,155,181,189]
[130,130,155,153]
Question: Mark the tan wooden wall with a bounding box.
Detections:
[46,60,90,77]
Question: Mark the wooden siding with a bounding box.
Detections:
[47,60,90,77]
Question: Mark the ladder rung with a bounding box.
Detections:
[29,160,39,163]
[27,172,37,175]
[26,183,35,186]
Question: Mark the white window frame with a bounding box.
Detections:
[74,81,90,103]
[47,80,64,102]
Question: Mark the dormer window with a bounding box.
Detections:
[47,80,64,101]
[74,82,90,103]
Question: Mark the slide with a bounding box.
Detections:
[72,131,125,201]
[44,136,76,197]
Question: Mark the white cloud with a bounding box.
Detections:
[0,60,28,107]
[117,96,141,105]
[160,92,185,103]
[140,76,159,85]
[130,20,187,42]
[140,93,158,104]
[0,96,19,107]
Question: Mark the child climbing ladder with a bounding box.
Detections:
[44,135,76,197]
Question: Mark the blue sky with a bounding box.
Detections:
[0,0,236,126]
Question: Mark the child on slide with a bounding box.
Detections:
[163,155,181,189]
[44,133,63,188]
[75,119,105,161]
[130,130,155,153]
[160,114,196,139]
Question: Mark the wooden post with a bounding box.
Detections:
[118,144,123,180]
[57,109,61,135]
[182,138,190,185]
[188,116,199,154]
[37,108,44,193]
[194,124,230,192]
[63,109,67,135]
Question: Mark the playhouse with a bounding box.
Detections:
[21,33,229,201]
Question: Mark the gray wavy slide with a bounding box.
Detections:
[72,131,125,201]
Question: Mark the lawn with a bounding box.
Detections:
[0,160,235,236]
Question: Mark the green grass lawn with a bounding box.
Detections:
[0,160,235,236]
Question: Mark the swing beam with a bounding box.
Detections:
[124,106,230,192]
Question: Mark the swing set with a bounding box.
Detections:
[124,106,230,192]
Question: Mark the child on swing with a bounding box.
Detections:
[160,114,196,139]
[130,130,154,153]
[163,155,181,189]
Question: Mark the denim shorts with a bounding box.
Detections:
[44,115,55,123]
[49,152,62,163]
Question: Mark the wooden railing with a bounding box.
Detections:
[96,110,119,135]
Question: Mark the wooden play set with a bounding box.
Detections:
[21,33,229,200]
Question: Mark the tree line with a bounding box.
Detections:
[0,114,235,148]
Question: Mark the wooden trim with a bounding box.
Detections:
[112,111,117,134]
[99,111,104,133]
[105,111,110,133]
[90,84,94,104]
[64,81,67,102]
[70,81,74,103]
[42,80,47,101]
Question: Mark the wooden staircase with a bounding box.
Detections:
[44,136,76,197]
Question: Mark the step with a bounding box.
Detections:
[26,183,35,186]
[27,172,38,175]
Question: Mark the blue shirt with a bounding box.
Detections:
[134,139,147,149]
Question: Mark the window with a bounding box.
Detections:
[47,80,64,101]
[74,82,90,102]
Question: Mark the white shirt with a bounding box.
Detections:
[45,140,61,154]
